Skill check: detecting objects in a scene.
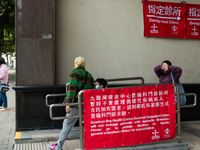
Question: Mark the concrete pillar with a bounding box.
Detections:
[16,0,55,86]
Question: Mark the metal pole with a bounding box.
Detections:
[49,103,79,120]
[78,91,84,149]
[45,93,67,107]
[106,77,145,85]
[180,93,197,108]
[176,84,182,143]
[66,83,69,93]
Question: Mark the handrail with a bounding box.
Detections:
[65,83,69,93]
[45,83,69,107]
[50,103,78,120]
[46,94,67,107]
[78,83,194,148]
[78,91,84,149]
[106,77,144,85]
[170,86,197,142]
[176,84,181,143]
[46,77,144,107]
[180,93,197,108]
[46,80,197,149]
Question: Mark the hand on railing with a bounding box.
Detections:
[66,105,71,114]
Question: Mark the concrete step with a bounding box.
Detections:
[131,140,188,150]
[13,142,48,150]
[13,140,188,150]
[14,127,189,150]
[15,127,80,144]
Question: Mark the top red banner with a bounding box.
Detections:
[143,1,200,39]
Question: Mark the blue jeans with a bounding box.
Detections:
[57,107,79,147]
[0,91,7,108]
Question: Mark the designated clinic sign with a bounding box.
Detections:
[143,1,200,39]
[143,1,186,38]
[186,4,200,38]
[83,85,176,149]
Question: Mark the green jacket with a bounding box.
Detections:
[65,66,94,104]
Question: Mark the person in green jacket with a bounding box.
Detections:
[48,57,94,150]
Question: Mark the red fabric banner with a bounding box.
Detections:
[83,85,176,149]
[143,1,186,38]
[186,4,200,39]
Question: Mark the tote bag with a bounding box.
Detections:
[170,73,186,106]
[0,82,9,92]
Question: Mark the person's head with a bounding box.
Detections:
[0,57,6,66]
[95,78,107,89]
[74,57,85,68]
[162,60,172,66]
[161,60,172,73]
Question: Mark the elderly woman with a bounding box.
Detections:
[48,57,95,150]
[0,57,9,110]
[154,60,182,84]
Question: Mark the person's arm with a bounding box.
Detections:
[154,65,162,78]
[0,65,7,80]
[66,71,79,103]
[168,66,182,80]
[65,71,79,114]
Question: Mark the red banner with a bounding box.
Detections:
[143,1,186,38]
[83,85,176,149]
[186,4,200,39]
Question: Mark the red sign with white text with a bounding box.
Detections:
[186,4,200,39]
[143,1,186,38]
[83,85,176,149]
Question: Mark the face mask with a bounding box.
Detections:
[95,85,100,89]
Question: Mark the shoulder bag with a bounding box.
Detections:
[170,72,186,106]
[0,82,10,92]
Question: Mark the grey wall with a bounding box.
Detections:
[55,0,200,84]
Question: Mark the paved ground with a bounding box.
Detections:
[1,70,200,150]
[0,69,16,150]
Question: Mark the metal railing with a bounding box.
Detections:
[48,77,144,120]
[77,83,197,148]
[49,103,78,120]
[45,83,68,107]
[106,77,144,85]
[46,78,197,149]
[180,93,197,108]
[174,85,197,142]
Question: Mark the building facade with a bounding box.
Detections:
[15,0,200,131]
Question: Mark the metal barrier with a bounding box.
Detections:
[106,77,144,85]
[45,83,68,107]
[49,103,78,120]
[180,93,197,108]
[46,77,144,108]
[175,92,197,141]
[46,78,197,149]
[175,87,197,143]
[48,77,144,120]
[77,83,197,149]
